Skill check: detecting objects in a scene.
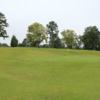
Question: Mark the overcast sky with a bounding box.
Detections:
[0,0,100,44]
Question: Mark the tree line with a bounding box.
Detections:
[1,12,100,50]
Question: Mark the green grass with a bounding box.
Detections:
[0,48,100,100]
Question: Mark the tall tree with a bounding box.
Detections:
[82,26,100,50]
[27,22,47,47]
[0,12,8,38]
[11,35,18,47]
[61,29,77,49]
[75,35,83,49]
[21,38,28,47]
[47,21,60,48]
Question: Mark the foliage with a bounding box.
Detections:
[0,43,9,47]
[53,37,64,48]
[82,26,100,50]
[47,21,60,48]
[0,13,100,51]
[21,38,29,47]
[61,29,77,49]
[10,35,18,47]
[0,12,8,38]
[74,35,83,49]
[27,22,47,47]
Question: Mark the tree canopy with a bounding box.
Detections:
[0,12,8,38]
[11,35,18,47]
[61,29,77,49]
[82,26,100,50]
[47,21,60,48]
[27,22,47,47]
[0,12,100,51]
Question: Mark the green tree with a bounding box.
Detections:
[11,35,18,47]
[61,29,77,49]
[74,35,83,49]
[21,38,28,47]
[20,38,30,47]
[0,43,9,47]
[0,12,8,38]
[82,26,100,50]
[53,37,64,48]
[27,22,47,47]
[47,21,60,48]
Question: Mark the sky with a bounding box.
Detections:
[0,0,100,45]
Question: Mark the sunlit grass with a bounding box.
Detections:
[0,48,100,100]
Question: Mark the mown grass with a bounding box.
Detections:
[0,48,100,100]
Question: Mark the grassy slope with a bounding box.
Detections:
[0,48,100,100]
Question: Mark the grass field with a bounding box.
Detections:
[0,48,100,100]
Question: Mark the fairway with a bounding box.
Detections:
[0,48,100,100]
